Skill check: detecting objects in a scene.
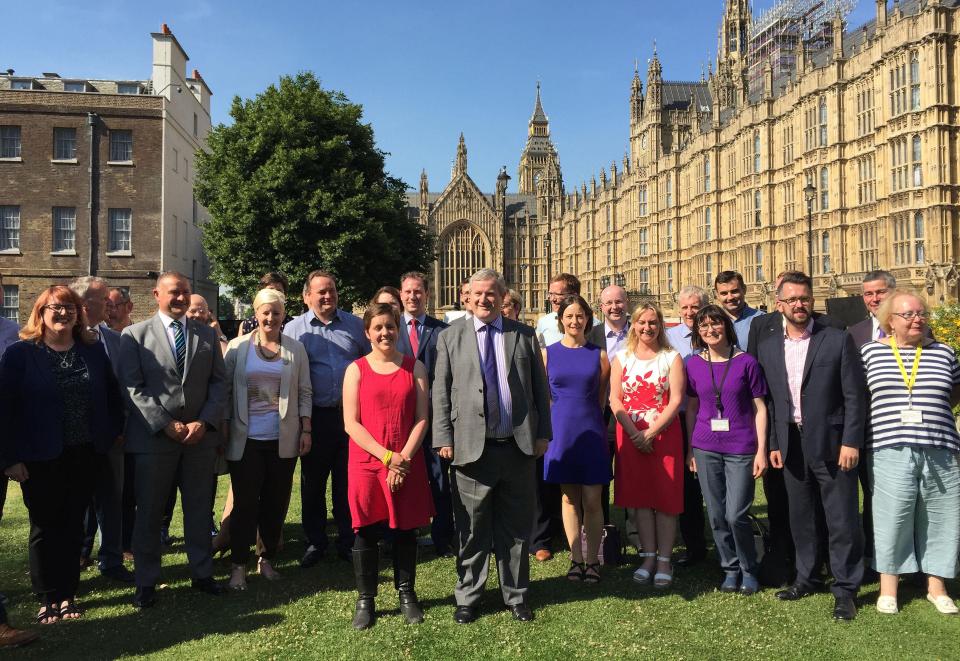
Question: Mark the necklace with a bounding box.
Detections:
[255,332,281,361]
[46,344,75,369]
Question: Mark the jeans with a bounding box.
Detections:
[693,448,758,576]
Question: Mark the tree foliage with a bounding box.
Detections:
[195,72,434,311]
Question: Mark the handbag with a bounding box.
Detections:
[581,524,625,566]
[748,512,770,563]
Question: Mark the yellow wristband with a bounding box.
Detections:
[382,450,393,466]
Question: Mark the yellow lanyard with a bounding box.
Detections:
[890,339,921,401]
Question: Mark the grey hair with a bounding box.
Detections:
[253,287,286,311]
[677,285,708,307]
[69,275,109,299]
[863,270,896,289]
[469,268,507,295]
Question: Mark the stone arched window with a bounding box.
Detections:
[440,223,489,308]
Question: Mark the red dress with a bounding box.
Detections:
[348,355,434,530]
[613,349,684,515]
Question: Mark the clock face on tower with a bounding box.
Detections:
[640,133,648,150]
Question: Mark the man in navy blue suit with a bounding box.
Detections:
[397,272,452,556]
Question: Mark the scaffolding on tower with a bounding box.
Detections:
[746,0,855,96]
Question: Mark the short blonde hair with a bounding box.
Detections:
[875,288,927,335]
[253,287,286,312]
[625,302,673,355]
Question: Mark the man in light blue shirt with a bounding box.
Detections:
[714,271,761,350]
[284,270,369,565]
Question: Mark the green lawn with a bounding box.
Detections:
[1,473,957,660]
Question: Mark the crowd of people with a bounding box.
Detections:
[0,263,958,646]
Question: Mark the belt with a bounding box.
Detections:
[485,436,515,445]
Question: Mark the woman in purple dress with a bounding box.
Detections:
[684,305,768,595]
[542,295,611,583]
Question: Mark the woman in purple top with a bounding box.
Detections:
[684,305,768,595]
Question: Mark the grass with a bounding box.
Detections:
[1,471,958,660]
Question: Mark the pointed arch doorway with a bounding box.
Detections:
[439,222,491,308]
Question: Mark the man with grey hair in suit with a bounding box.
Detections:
[433,268,551,624]
[118,272,226,608]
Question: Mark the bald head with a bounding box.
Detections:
[599,285,628,329]
[187,294,211,323]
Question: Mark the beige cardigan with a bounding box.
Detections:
[222,333,313,460]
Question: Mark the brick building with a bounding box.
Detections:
[0,24,215,324]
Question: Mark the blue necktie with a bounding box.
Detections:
[481,324,501,432]
[171,320,186,376]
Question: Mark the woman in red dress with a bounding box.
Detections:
[341,302,434,629]
[609,303,685,589]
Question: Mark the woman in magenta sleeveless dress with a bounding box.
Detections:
[342,303,433,630]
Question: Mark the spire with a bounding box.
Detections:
[419,168,428,193]
[531,81,548,123]
[454,133,467,175]
[631,63,645,123]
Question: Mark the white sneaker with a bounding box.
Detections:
[876,595,898,614]
[927,593,959,615]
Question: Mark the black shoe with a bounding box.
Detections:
[160,528,173,547]
[191,577,224,596]
[454,605,478,624]
[133,585,156,609]
[434,546,455,559]
[352,546,380,629]
[101,565,135,583]
[300,546,323,568]
[676,551,706,568]
[399,591,424,624]
[833,595,857,621]
[352,597,376,630]
[776,585,815,601]
[509,603,534,622]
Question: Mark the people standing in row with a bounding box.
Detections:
[118,272,227,608]
[343,302,434,629]
[861,290,960,615]
[222,288,313,590]
[753,272,865,620]
[542,295,610,583]
[685,305,768,595]
[1,286,125,623]
[664,286,709,568]
[284,271,369,566]
[433,269,551,624]
[396,272,453,557]
[610,303,684,589]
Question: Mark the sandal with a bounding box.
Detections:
[257,558,281,581]
[36,604,59,625]
[229,564,248,591]
[566,560,585,581]
[653,555,673,589]
[632,552,656,585]
[58,599,82,620]
[583,562,601,584]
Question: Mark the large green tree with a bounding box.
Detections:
[195,72,434,311]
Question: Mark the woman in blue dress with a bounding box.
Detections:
[542,295,611,583]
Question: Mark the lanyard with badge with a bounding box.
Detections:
[706,346,735,432]
[891,338,923,424]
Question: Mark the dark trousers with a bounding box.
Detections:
[859,462,875,563]
[20,445,101,604]
[161,465,218,534]
[678,416,707,557]
[1,477,7,623]
[228,440,297,564]
[601,406,615,524]
[782,425,864,597]
[301,406,353,554]
[529,456,560,552]
[80,445,125,570]
[121,453,137,552]
[425,446,455,553]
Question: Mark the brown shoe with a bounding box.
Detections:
[534,549,553,562]
[0,623,39,648]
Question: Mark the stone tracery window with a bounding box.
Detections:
[440,223,488,308]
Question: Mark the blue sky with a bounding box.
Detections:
[6,0,875,194]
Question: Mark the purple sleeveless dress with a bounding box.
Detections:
[543,342,612,485]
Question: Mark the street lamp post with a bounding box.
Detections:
[543,234,552,314]
[804,182,816,277]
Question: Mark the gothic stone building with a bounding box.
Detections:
[410,0,960,320]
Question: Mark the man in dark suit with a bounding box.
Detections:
[434,269,551,624]
[71,276,133,583]
[847,270,896,349]
[754,272,866,620]
[397,271,452,557]
[118,272,227,608]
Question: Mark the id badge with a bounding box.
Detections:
[901,409,923,424]
[711,418,730,432]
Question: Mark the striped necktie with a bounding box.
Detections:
[171,320,186,375]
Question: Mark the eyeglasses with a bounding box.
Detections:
[778,296,813,306]
[43,304,77,315]
[697,321,724,331]
[891,311,929,321]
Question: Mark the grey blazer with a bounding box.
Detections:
[118,313,227,454]
[222,334,313,460]
[432,316,551,466]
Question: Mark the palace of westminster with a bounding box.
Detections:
[409,0,960,321]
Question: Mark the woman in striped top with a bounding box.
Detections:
[861,290,960,616]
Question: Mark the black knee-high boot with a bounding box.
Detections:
[352,546,379,630]
[393,531,423,624]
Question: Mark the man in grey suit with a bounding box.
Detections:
[433,268,551,624]
[118,272,226,608]
[71,276,134,582]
